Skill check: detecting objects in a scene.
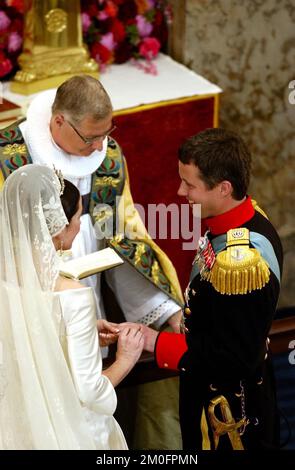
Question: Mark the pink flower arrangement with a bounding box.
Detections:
[81,0,172,73]
[0,0,24,79]
[0,1,171,80]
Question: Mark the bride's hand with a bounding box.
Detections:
[97,319,120,347]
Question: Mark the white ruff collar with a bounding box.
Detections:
[20,89,107,179]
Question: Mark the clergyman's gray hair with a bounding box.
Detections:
[52,75,113,124]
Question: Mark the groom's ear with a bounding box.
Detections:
[219,180,232,198]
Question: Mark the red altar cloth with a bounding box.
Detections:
[113,95,218,290]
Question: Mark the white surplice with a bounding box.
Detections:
[20,90,180,326]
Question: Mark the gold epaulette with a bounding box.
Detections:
[207,228,270,295]
[251,198,268,219]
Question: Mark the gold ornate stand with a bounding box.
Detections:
[11,0,98,95]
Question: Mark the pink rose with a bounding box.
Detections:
[136,15,152,38]
[8,31,22,52]
[139,37,160,60]
[0,11,11,31]
[98,11,108,20]
[81,12,91,33]
[100,32,116,51]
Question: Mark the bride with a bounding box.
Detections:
[0,164,143,450]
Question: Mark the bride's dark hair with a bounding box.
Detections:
[60,180,80,221]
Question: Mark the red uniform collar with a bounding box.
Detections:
[202,196,255,236]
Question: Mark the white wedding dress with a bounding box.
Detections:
[56,286,127,450]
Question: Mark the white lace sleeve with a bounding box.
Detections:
[105,261,180,325]
[139,298,180,328]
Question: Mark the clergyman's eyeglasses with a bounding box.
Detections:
[66,119,116,145]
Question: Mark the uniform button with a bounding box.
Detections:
[181,367,186,372]
[184,307,191,315]
[267,337,270,344]
[163,363,169,368]
[264,352,268,359]
[191,289,197,296]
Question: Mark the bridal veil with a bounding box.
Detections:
[0,164,96,449]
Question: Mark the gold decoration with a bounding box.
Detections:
[251,198,269,220]
[94,206,113,223]
[45,8,67,33]
[208,395,246,450]
[3,144,27,156]
[118,167,184,305]
[201,408,211,450]
[97,176,120,188]
[207,228,270,295]
[107,147,120,158]
[0,172,4,191]
[13,71,36,83]
[53,165,65,195]
[170,285,177,299]
[226,227,250,247]
[11,0,98,94]
[134,243,146,265]
[151,260,160,283]
[111,234,124,244]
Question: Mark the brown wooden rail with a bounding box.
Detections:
[269,316,295,355]
[103,315,295,388]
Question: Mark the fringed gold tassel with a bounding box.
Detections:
[208,246,270,295]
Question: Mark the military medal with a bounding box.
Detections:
[180,284,191,334]
[193,231,216,279]
[180,314,189,334]
[184,284,190,304]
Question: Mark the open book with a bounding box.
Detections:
[59,247,124,280]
